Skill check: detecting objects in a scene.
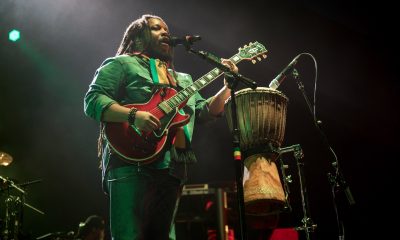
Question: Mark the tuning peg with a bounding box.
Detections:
[243,44,248,48]
[262,54,267,58]
[238,47,242,51]
[283,164,289,169]
[285,175,292,183]
[251,59,256,64]
[257,57,261,61]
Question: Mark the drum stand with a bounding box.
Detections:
[1,176,44,240]
[278,144,317,240]
[277,154,292,213]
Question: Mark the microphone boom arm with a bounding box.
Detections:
[187,48,257,89]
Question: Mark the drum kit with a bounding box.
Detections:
[0,151,44,240]
[224,87,316,238]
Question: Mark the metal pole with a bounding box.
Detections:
[216,188,228,240]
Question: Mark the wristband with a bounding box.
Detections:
[128,108,138,125]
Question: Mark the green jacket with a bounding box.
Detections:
[84,54,216,179]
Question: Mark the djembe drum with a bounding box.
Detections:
[225,87,288,216]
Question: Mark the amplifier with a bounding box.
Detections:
[182,183,215,196]
[176,183,235,240]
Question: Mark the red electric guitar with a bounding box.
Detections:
[104,42,267,164]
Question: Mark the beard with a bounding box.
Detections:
[146,40,173,62]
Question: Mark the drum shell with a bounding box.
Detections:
[224,87,288,152]
[225,87,288,216]
[243,154,286,216]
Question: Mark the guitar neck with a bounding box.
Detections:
[163,54,243,109]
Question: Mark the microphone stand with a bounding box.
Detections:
[183,43,257,240]
[226,78,247,240]
[292,68,355,240]
[184,44,257,90]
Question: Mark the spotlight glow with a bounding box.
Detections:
[8,29,21,42]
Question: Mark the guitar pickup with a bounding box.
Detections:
[158,102,173,114]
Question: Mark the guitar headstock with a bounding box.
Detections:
[237,41,268,64]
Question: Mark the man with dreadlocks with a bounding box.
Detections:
[84,14,237,239]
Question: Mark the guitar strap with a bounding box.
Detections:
[149,58,177,87]
[149,58,190,149]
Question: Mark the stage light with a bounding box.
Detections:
[8,29,21,42]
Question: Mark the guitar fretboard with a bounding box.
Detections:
[163,53,242,110]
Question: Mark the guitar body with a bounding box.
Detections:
[104,87,190,164]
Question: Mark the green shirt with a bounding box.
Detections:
[84,54,216,173]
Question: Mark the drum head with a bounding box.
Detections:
[229,87,288,99]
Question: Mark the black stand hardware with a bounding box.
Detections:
[185,47,257,90]
[278,144,317,240]
[292,66,354,240]
[215,187,228,240]
[1,176,44,240]
[182,41,259,240]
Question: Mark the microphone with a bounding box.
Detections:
[269,54,301,90]
[169,35,202,47]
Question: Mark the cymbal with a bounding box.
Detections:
[0,151,13,166]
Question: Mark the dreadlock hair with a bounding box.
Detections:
[115,14,176,75]
[76,215,105,239]
[116,14,162,56]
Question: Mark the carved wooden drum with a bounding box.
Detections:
[224,87,288,153]
[225,87,288,215]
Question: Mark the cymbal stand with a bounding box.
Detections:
[0,176,25,195]
[2,195,23,240]
[279,144,317,240]
[1,177,44,240]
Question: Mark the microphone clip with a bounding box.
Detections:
[169,35,202,49]
[269,54,301,90]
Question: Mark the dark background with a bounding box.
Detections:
[1,0,398,239]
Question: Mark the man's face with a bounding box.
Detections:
[146,18,172,61]
[98,229,105,240]
[91,228,105,240]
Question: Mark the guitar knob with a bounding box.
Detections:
[160,88,166,97]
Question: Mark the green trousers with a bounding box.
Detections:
[106,166,182,240]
